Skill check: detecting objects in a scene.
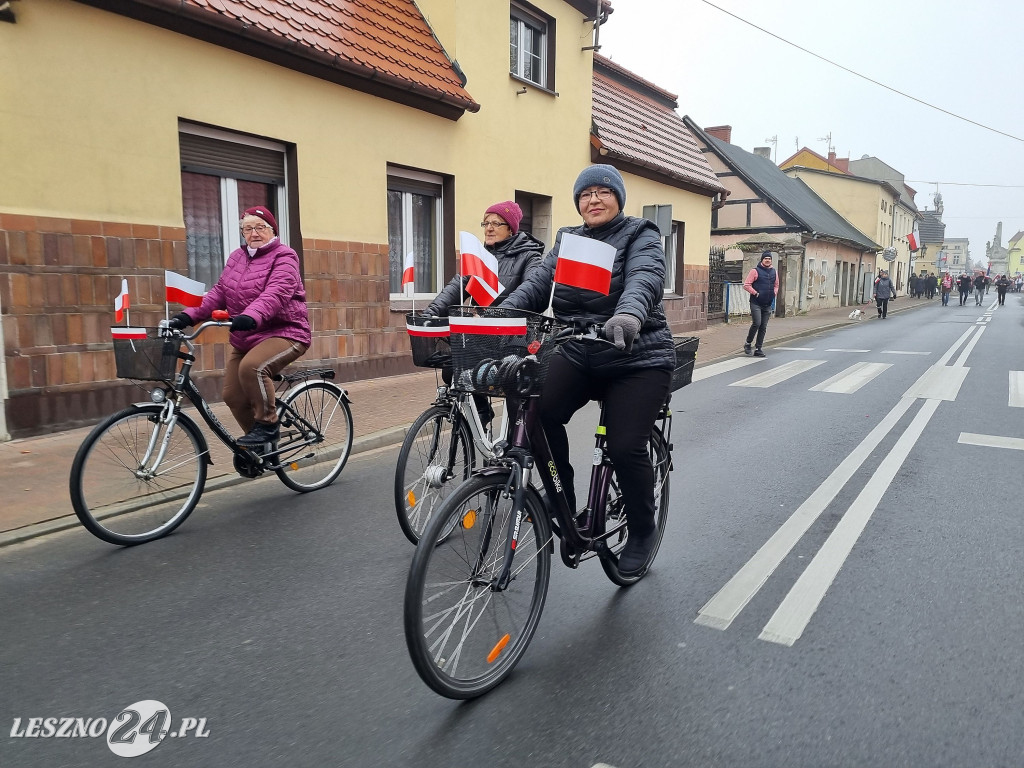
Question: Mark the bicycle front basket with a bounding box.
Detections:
[111,328,180,381]
[670,336,699,391]
[405,313,451,369]
[448,307,564,398]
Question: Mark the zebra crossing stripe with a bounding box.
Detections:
[1009,372,1024,408]
[809,362,892,394]
[729,360,825,388]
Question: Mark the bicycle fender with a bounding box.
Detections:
[284,379,351,404]
[127,403,213,466]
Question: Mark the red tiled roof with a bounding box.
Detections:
[86,0,479,117]
[591,56,725,197]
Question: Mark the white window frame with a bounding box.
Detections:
[806,258,815,298]
[833,262,842,296]
[510,3,548,88]
[663,224,678,294]
[387,167,445,300]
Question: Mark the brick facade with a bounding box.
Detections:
[0,215,419,437]
[664,264,709,333]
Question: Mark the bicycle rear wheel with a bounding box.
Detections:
[275,382,353,492]
[404,472,551,699]
[394,404,473,544]
[601,427,671,586]
[69,405,207,545]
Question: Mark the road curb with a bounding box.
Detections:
[0,425,411,549]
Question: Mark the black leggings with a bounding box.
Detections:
[538,355,671,537]
[746,301,772,348]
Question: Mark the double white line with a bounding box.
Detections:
[696,325,983,646]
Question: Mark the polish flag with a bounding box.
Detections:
[401,251,415,290]
[406,319,450,337]
[907,228,920,252]
[449,315,527,336]
[114,278,130,323]
[553,233,616,295]
[459,232,504,307]
[165,270,206,307]
[111,327,148,340]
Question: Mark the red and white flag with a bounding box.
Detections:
[406,319,450,337]
[111,327,148,340]
[459,232,505,307]
[114,278,130,323]
[907,228,920,252]
[553,233,616,295]
[401,251,415,291]
[449,315,527,336]
[165,270,206,307]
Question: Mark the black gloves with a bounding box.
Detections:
[168,313,192,330]
[420,308,438,319]
[603,313,641,353]
[230,314,257,332]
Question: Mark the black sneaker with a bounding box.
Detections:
[753,349,766,357]
[237,420,280,447]
[743,343,752,356]
[617,531,658,576]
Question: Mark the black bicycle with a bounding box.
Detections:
[70,312,353,545]
[403,308,696,698]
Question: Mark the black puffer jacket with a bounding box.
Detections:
[502,214,675,375]
[426,231,544,314]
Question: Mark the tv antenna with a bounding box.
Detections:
[764,135,778,163]
[817,132,834,154]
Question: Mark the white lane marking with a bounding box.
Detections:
[1010,372,1024,408]
[825,348,871,352]
[695,397,917,631]
[952,326,985,368]
[692,357,764,382]
[959,433,1024,451]
[774,347,815,351]
[810,362,892,394]
[880,350,930,355]
[936,326,978,367]
[759,398,942,646]
[902,365,969,401]
[729,360,825,388]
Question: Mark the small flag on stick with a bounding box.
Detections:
[114,278,130,323]
[165,270,206,307]
[459,232,504,307]
[553,233,616,295]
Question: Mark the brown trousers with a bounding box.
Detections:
[223,338,308,432]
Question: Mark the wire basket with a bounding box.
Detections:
[670,336,699,391]
[113,331,180,381]
[449,307,565,398]
[405,313,451,369]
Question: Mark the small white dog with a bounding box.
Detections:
[848,309,864,321]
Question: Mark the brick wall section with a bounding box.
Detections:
[664,264,709,333]
[0,215,419,437]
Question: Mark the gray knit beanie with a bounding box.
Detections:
[573,164,626,209]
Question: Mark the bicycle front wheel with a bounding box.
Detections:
[69,406,207,545]
[275,382,353,492]
[394,405,473,544]
[601,427,671,586]
[404,472,551,699]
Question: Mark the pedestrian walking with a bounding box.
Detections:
[957,273,972,306]
[742,251,779,357]
[995,274,1011,305]
[874,270,896,317]
[974,273,986,305]
[939,272,952,306]
[925,272,937,299]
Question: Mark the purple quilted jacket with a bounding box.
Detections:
[184,239,311,353]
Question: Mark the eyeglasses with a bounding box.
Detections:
[578,188,615,203]
[480,220,509,229]
[241,224,272,234]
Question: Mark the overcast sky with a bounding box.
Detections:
[598,0,1024,266]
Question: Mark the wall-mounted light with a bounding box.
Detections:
[516,87,528,96]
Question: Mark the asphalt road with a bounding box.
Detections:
[2,295,1023,768]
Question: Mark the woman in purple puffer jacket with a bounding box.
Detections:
[169,206,311,447]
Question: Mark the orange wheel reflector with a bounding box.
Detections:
[290,462,299,470]
[487,634,511,664]
[406,490,417,507]
[462,509,477,529]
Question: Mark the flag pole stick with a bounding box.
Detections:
[543,282,556,318]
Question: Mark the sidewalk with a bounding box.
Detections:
[0,296,932,545]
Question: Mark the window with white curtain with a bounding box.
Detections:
[387,170,444,298]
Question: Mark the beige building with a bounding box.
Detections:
[1,0,721,437]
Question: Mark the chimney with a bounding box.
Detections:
[827,151,836,164]
[753,147,772,160]
[834,157,849,173]
[704,125,732,143]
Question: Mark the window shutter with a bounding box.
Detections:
[179,133,285,184]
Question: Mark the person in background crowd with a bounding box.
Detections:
[908,273,919,299]
[957,272,972,306]
[742,251,779,357]
[169,206,310,447]
[925,272,937,299]
[874,269,897,317]
[938,271,952,306]
[973,272,986,306]
[995,274,1011,306]
[1016,275,1023,292]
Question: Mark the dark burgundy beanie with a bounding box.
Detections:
[242,206,278,234]
[484,201,523,234]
